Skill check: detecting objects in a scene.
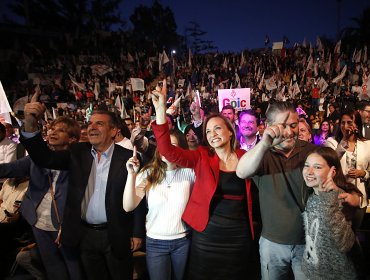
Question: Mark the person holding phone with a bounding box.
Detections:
[0,178,28,223]
[324,110,370,226]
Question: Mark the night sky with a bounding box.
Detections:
[1,0,370,52]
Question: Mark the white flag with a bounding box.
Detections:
[317,77,328,93]
[166,96,182,115]
[332,65,347,83]
[363,46,368,63]
[0,81,12,124]
[265,76,277,91]
[188,48,192,68]
[127,52,134,63]
[316,36,323,51]
[130,78,145,92]
[334,40,341,54]
[162,50,170,64]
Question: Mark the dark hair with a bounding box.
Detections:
[266,101,296,124]
[184,125,194,135]
[140,130,188,190]
[316,119,332,138]
[238,109,258,123]
[117,120,131,139]
[221,105,235,113]
[356,100,370,111]
[202,114,236,153]
[51,116,81,141]
[334,110,365,142]
[91,110,120,128]
[306,147,359,193]
[0,123,5,133]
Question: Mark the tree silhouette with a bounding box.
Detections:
[5,0,125,38]
[184,21,217,54]
[129,0,181,54]
[340,7,370,49]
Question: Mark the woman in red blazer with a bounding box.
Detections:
[150,80,254,280]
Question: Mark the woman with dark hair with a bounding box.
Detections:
[324,110,370,212]
[313,119,332,146]
[184,125,200,151]
[301,147,359,279]
[123,130,195,280]
[148,80,255,280]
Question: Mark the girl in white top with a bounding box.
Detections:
[123,130,195,280]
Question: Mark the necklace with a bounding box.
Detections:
[164,168,179,188]
[224,153,235,162]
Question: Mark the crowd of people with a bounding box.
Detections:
[0,39,370,280]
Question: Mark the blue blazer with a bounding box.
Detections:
[0,156,69,228]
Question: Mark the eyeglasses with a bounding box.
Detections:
[361,109,370,114]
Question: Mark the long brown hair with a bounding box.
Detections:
[139,130,188,190]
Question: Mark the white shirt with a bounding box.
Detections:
[35,170,60,231]
[0,137,17,164]
[0,179,28,223]
[136,168,195,240]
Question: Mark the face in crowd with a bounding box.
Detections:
[221,108,235,123]
[359,105,370,125]
[87,113,117,152]
[205,116,234,150]
[303,153,331,189]
[185,128,199,150]
[298,120,312,142]
[270,110,299,152]
[239,113,258,139]
[124,118,135,133]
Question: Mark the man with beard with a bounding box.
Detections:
[238,110,260,151]
[357,100,370,139]
[236,101,362,280]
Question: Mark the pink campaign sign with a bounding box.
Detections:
[217,88,251,112]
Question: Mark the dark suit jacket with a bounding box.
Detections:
[0,156,68,228]
[20,133,146,259]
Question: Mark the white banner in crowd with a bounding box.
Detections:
[178,79,185,87]
[217,88,251,112]
[130,78,145,92]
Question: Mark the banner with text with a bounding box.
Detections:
[217,88,251,112]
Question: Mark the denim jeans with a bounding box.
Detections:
[146,236,191,280]
[259,236,308,280]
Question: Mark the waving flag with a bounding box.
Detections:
[334,40,341,54]
[0,81,12,124]
[332,65,347,83]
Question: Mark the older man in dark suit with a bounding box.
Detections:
[21,99,145,280]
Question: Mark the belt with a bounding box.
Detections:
[81,220,108,230]
[214,194,245,201]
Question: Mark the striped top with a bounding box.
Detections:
[136,168,195,240]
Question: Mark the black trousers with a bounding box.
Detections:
[80,226,133,280]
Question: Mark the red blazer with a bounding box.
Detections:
[152,122,254,239]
